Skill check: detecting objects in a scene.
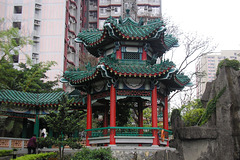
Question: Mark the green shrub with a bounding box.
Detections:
[0,149,13,157]
[216,58,240,75]
[72,147,116,160]
[13,152,56,160]
[183,108,205,126]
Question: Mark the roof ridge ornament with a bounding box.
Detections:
[126,9,130,17]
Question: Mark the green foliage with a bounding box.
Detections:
[13,152,56,160]
[143,107,152,127]
[0,19,32,63]
[4,117,23,137]
[0,19,58,92]
[116,103,131,126]
[0,149,13,157]
[216,58,240,75]
[179,99,204,126]
[18,61,58,93]
[199,86,226,125]
[72,147,116,160]
[183,108,205,126]
[42,95,84,159]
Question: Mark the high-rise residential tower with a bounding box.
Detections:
[0,0,162,90]
[81,0,162,30]
[0,0,81,89]
[196,50,240,98]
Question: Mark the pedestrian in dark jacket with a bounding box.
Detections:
[27,134,37,154]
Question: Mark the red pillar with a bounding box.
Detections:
[152,86,158,146]
[138,102,143,146]
[110,84,116,145]
[86,94,92,146]
[142,48,147,60]
[163,96,169,146]
[116,47,122,59]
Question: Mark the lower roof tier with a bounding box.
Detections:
[63,57,191,91]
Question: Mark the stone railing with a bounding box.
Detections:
[0,137,29,149]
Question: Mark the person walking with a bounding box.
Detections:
[27,134,37,154]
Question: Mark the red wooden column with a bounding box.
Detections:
[163,96,169,146]
[110,84,116,146]
[138,102,143,146]
[152,86,158,146]
[86,93,92,146]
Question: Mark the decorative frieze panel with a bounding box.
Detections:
[117,90,151,97]
[92,91,110,100]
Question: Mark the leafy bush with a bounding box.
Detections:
[182,108,205,126]
[216,58,240,75]
[72,147,116,160]
[13,152,56,160]
[0,149,13,157]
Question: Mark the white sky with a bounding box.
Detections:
[162,0,240,51]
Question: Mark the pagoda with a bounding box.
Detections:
[63,10,191,147]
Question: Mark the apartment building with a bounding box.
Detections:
[0,0,162,90]
[0,0,81,89]
[81,0,162,30]
[196,50,240,98]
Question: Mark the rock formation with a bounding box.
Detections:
[170,65,240,160]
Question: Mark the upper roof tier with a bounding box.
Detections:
[75,11,178,57]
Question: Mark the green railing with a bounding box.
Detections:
[85,127,172,138]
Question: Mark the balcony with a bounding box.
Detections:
[34,19,41,26]
[35,3,41,10]
[89,4,98,11]
[99,0,111,6]
[110,0,122,5]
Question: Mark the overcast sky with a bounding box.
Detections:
[162,0,240,51]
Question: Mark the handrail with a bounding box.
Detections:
[85,127,172,134]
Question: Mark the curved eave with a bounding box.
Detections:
[63,69,100,85]
[63,60,178,85]
[0,90,66,108]
[74,17,174,57]
[0,90,84,108]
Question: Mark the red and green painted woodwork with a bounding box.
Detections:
[86,93,92,146]
[62,11,191,146]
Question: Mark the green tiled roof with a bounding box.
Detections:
[63,57,191,88]
[75,16,178,57]
[0,90,84,107]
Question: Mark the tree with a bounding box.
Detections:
[0,18,59,92]
[40,95,84,159]
[18,61,59,93]
[163,17,217,108]
[0,18,32,63]
[179,99,204,126]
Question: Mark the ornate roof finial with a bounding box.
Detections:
[126,9,130,17]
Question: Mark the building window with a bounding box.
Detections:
[13,22,21,30]
[90,11,97,19]
[12,55,19,63]
[100,8,106,14]
[89,23,97,29]
[14,6,22,14]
